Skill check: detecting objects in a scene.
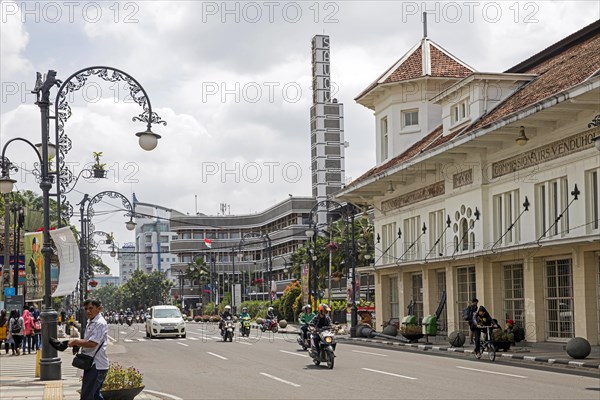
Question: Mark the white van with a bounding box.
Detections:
[145,305,186,338]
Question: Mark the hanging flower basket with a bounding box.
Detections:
[93,168,107,178]
[89,280,98,288]
[254,278,264,284]
[331,272,344,282]
[326,242,339,253]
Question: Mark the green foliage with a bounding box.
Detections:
[203,302,216,315]
[278,281,301,322]
[122,270,173,310]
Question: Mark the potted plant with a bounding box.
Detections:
[326,242,339,252]
[92,151,107,178]
[101,362,144,400]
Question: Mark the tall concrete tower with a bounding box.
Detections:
[310,35,345,224]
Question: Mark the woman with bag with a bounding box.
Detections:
[21,305,34,354]
[8,310,24,356]
[32,315,42,352]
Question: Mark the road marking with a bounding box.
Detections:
[362,368,417,380]
[187,337,199,341]
[279,350,309,358]
[107,335,116,342]
[352,350,388,357]
[456,366,526,378]
[207,352,227,360]
[237,341,252,345]
[143,389,184,400]
[260,372,301,387]
[177,342,189,347]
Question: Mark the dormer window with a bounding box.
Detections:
[451,98,470,126]
[401,109,419,130]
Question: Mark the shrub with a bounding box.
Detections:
[102,363,143,390]
[278,281,301,322]
[193,316,202,322]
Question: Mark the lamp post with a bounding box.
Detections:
[305,200,358,337]
[239,232,272,305]
[11,202,25,291]
[0,68,164,380]
[77,191,135,335]
[304,226,316,307]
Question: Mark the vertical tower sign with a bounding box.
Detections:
[310,35,345,225]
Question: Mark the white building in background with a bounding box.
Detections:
[117,243,136,284]
[132,194,179,284]
[337,21,600,343]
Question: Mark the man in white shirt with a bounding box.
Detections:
[68,299,108,400]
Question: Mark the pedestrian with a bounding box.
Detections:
[463,298,479,345]
[8,309,24,356]
[473,305,494,357]
[32,314,42,351]
[22,305,34,354]
[0,309,8,354]
[68,299,108,400]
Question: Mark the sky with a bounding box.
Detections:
[1,1,598,275]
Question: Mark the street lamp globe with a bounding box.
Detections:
[305,228,315,238]
[136,128,161,151]
[0,176,16,194]
[110,249,116,258]
[35,141,57,159]
[237,252,244,261]
[364,253,371,261]
[125,219,136,231]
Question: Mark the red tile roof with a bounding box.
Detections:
[429,45,473,78]
[383,47,423,83]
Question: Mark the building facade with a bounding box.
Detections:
[117,243,136,284]
[337,22,600,343]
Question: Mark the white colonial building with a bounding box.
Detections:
[337,21,600,343]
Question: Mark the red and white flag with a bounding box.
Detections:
[204,238,212,249]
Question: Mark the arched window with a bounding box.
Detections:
[461,219,469,251]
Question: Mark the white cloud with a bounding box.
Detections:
[0,2,33,78]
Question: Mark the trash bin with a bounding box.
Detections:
[422,314,437,336]
[401,315,417,326]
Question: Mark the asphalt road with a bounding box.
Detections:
[105,323,600,400]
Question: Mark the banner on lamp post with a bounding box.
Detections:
[301,264,309,305]
[24,232,44,301]
[50,227,81,297]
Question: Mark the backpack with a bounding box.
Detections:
[10,318,22,334]
[462,306,472,322]
[33,319,42,332]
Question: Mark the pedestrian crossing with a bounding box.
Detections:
[0,353,80,378]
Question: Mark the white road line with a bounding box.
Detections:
[279,350,309,358]
[177,342,189,347]
[187,337,199,341]
[362,368,417,380]
[456,366,527,378]
[237,341,253,345]
[260,372,301,387]
[352,350,388,357]
[211,336,223,340]
[107,335,116,342]
[207,352,228,360]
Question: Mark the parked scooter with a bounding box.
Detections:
[222,317,235,342]
[240,316,251,337]
[297,324,311,350]
[261,317,278,333]
[308,326,336,369]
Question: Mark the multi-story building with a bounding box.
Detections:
[90,273,120,288]
[117,243,136,284]
[337,21,600,343]
[168,197,316,311]
[132,195,179,284]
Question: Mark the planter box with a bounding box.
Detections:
[101,386,144,400]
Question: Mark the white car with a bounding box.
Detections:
[146,305,186,338]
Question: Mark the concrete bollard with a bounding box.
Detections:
[566,337,591,359]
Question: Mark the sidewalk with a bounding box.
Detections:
[0,351,170,400]
[336,331,600,370]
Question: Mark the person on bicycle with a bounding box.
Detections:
[472,305,493,356]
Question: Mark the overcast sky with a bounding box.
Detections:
[1,1,598,275]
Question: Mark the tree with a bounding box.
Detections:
[122,270,173,310]
[93,284,125,311]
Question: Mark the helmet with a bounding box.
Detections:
[242,307,248,312]
[224,305,231,310]
[268,306,273,311]
[318,304,330,313]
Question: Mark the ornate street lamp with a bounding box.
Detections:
[0,68,164,380]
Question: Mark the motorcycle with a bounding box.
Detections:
[240,316,251,337]
[222,317,235,342]
[118,315,125,325]
[261,317,278,333]
[308,327,336,369]
[297,324,310,350]
[126,315,133,326]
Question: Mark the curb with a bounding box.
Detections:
[339,337,600,370]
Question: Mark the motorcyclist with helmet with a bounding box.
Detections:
[264,306,275,329]
[219,305,233,336]
[239,307,250,320]
[309,304,332,356]
[298,305,315,344]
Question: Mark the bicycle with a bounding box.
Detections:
[474,325,496,362]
